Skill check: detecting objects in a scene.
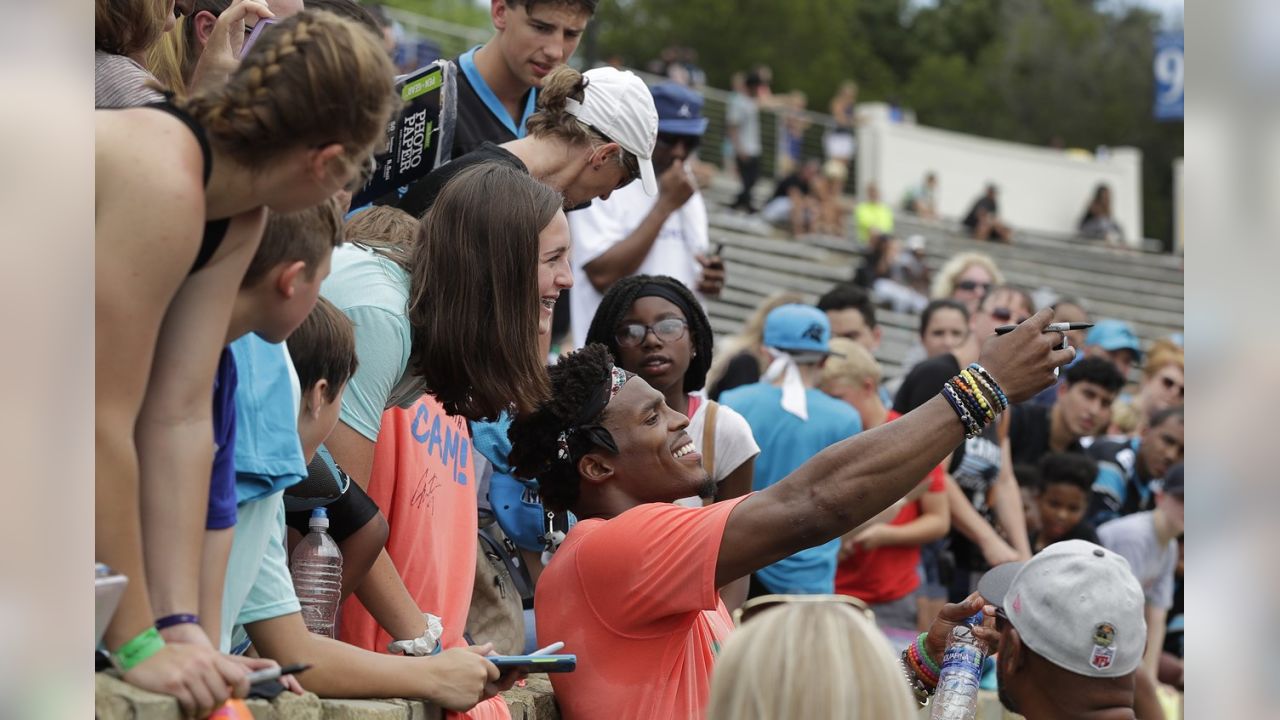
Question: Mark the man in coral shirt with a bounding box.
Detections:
[507,314,1070,720]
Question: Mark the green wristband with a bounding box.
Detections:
[917,633,941,675]
[114,626,166,672]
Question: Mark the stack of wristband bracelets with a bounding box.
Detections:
[941,363,1009,438]
[111,613,200,673]
[899,632,941,706]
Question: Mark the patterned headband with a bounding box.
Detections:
[556,365,632,461]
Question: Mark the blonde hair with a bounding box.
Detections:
[819,338,881,389]
[705,291,806,392]
[1142,345,1184,381]
[708,603,917,720]
[175,10,398,168]
[1108,399,1141,435]
[930,251,1005,300]
[96,0,168,57]
[145,19,189,95]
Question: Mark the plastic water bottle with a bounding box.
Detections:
[290,507,343,637]
[930,612,989,720]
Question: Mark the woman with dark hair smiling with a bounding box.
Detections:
[317,163,570,714]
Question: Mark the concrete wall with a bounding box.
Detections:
[856,103,1145,245]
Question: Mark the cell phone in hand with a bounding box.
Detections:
[241,18,278,58]
[488,654,577,673]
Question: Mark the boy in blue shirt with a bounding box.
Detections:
[721,304,863,594]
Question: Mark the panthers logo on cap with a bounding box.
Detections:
[1089,622,1117,670]
[801,324,825,343]
[1092,622,1116,648]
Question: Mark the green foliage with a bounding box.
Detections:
[589,0,1183,245]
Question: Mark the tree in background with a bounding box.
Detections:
[382,0,1182,247]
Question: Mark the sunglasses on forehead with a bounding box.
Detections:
[731,593,874,627]
[990,307,1029,325]
[955,280,993,293]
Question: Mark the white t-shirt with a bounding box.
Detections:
[1097,511,1177,610]
[567,182,709,347]
[676,395,761,508]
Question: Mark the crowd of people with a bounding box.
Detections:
[95,1,1182,719]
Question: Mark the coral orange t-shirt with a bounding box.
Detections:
[834,410,946,604]
[337,396,508,720]
[535,496,749,720]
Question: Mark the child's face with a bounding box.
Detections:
[298,380,347,462]
[1037,483,1088,542]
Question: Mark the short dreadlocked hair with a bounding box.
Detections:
[508,344,620,513]
[584,275,715,394]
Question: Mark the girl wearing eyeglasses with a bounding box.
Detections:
[587,275,760,609]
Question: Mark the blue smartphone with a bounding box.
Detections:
[488,654,577,673]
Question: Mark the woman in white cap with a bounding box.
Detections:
[395,64,659,219]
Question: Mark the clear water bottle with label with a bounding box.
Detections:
[930,612,989,720]
[290,507,343,637]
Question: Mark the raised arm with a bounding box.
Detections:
[582,160,695,292]
[716,309,1072,587]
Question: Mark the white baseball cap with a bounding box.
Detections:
[564,66,659,196]
[977,540,1146,678]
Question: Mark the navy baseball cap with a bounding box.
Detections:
[764,304,836,356]
[651,83,709,136]
[1085,320,1143,362]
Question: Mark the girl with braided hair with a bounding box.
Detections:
[95,11,396,714]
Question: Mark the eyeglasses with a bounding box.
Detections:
[345,153,378,194]
[657,132,701,153]
[956,280,993,294]
[615,318,688,348]
[732,593,874,627]
[990,307,1030,325]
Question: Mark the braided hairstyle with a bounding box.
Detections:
[508,344,618,513]
[176,10,397,169]
[585,275,714,394]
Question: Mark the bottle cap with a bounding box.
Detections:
[309,507,330,530]
[966,611,984,627]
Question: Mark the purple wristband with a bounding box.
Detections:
[154,613,200,631]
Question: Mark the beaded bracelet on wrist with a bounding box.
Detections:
[967,363,1009,410]
[915,632,942,677]
[951,376,989,423]
[958,371,995,422]
[941,383,982,438]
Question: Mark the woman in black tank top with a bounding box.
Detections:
[94,10,396,706]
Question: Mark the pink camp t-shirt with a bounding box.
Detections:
[535,496,749,720]
[338,396,508,720]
